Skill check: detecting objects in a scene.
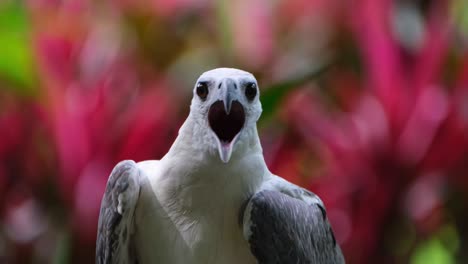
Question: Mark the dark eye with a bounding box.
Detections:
[196,82,209,100]
[245,82,257,101]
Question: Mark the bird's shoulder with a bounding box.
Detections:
[241,175,345,264]
[102,160,142,213]
[242,175,326,240]
[96,160,142,264]
[259,175,324,207]
[135,159,169,192]
[136,159,162,179]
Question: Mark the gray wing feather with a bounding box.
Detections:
[243,190,345,264]
[96,160,140,264]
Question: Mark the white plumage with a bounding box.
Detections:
[96,68,344,264]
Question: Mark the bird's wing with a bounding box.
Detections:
[242,176,345,264]
[96,160,141,264]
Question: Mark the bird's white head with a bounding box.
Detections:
[189,68,262,163]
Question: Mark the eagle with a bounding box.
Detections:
[96,68,345,264]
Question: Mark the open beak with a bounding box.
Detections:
[208,79,245,163]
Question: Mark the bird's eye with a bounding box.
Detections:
[196,82,209,100]
[245,82,257,101]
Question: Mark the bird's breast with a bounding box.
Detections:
[133,162,258,264]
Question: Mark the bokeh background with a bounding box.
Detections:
[0,0,467,263]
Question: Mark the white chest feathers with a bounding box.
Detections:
[133,159,262,264]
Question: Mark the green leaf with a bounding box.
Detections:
[53,231,71,264]
[411,237,454,264]
[0,1,36,93]
[215,0,234,61]
[260,63,330,123]
[452,0,468,36]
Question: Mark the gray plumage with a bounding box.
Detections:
[95,68,345,264]
[96,160,140,264]
[243,190,344,264]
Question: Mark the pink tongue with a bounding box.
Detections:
[218,140,234,163]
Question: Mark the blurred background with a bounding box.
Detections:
[0,0,467,263]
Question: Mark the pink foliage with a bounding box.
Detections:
[279,1,468,262]
[28,4,180,246]
[1,0,467,263]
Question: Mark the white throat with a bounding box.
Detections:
[160,115,267,206]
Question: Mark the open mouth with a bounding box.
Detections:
[208,100,245,144]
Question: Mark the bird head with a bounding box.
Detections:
[190,68,262,163]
